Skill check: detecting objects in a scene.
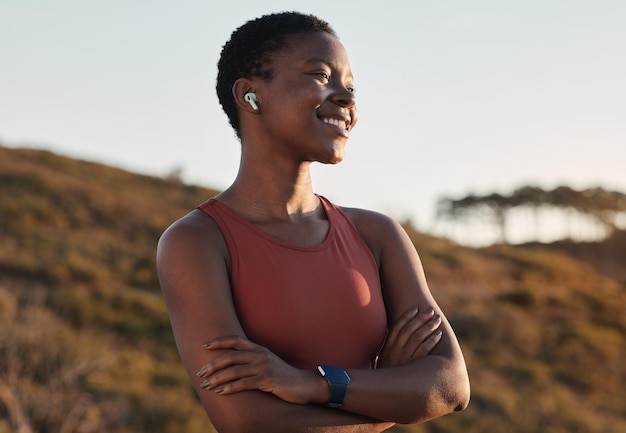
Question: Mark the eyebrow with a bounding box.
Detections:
[305,57,337,70]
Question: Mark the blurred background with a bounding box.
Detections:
[2,0,625,244]
[1,1,625,432]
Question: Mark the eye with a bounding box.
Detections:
[315,72,330,82]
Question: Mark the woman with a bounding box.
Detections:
[157,12,470,433]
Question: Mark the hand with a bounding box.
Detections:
[196,335,322,404]
[376,306,443,368]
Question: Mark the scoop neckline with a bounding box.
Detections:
[208,195,335,251]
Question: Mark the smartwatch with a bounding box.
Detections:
[317,365,351,408]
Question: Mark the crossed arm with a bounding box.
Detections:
[157,209,470,433]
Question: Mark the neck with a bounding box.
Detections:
[218,157,320,221]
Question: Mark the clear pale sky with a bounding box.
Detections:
[2,0,625,234]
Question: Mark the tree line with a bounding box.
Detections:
[436,185,626,244]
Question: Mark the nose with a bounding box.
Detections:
[331,83,356,109]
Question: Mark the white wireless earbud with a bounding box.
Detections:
[244,92,259,111]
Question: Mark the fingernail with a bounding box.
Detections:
[434,314,441,321]
[436,329,443,337]
[425,307,434,314]
[214,387,223,394]
[196,367,207,377]
[202,340,212,348]
[200,380,210,389]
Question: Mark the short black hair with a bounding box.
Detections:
[216,11,336,137]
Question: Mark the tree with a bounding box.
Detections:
[436,185,626,244]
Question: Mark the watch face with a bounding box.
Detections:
[317,365,350,383]
[317,365,350,408]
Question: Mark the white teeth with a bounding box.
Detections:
[322,117,348,130]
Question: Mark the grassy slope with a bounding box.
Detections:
[0,145,624,433]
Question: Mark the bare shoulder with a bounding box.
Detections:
[340,206,403,233]
[158,209,229,266]
[159,209,225,250]
[340,206,408,257]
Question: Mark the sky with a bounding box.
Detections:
[1,0,625,242]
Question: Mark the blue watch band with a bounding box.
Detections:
[317,365,350,408]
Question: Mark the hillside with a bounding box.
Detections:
[1,145,625,433]
[522,232,626,285]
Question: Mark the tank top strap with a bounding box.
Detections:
[318,195,360,231]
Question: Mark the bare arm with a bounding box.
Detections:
[157,210,394,433]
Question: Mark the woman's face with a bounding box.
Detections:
[252,31,358,165]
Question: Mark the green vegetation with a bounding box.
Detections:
[1,145,625,432]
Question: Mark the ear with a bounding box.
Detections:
[232,78,260,113]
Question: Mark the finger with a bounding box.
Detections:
[197,349,261,378]
[385,306,419,347]
[402,314,442,355]
[209,374,267,395]
[200,362,260,392]
[411,328,443,358]
[394,308,436,350]
[202,335,257,351]
[405,313,441,345]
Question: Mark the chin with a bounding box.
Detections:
[323,151,345,165]
[325,144,346,164]
[315,155,343,165]
[329,155,344,164]
[311,141,346,165]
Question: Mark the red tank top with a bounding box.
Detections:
[198,196,387,370]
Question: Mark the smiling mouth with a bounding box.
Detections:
[321,117,350,132]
